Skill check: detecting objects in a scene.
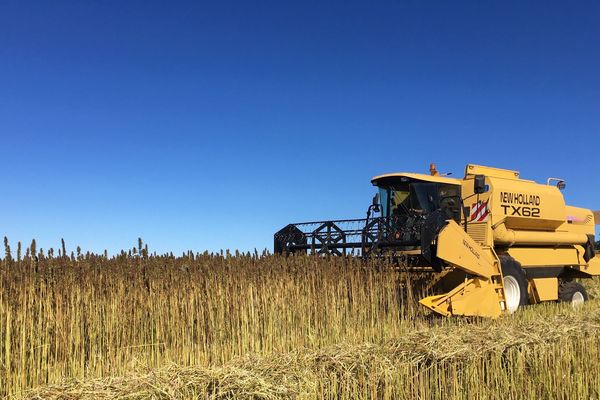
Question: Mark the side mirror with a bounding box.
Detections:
[474,175,486,194]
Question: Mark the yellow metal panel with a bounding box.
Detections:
[560,206,595,235]
[419,278,502,318]
[436,220,495,278]
[460,177,494,247]
[531,278,558,302]
[464,164,521,180]
[467,222,488,244]
[488,176,567,230]
[493,221,588,246]
[419,220,504,318]
[419,277,502,318]
[419,294,452,316]
[573,256,600,276]
[506,247,583,266]
[450,279,502,317]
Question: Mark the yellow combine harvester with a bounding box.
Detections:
[275,164,600,317]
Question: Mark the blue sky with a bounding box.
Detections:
[1,1,598,255]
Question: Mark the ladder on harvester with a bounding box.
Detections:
[489,247,507,313]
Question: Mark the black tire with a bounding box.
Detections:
[558,281,588,304]
[499,255,529,313]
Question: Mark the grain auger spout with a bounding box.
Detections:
[275,163,600,317]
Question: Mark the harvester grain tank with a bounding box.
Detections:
[274,164,600,317]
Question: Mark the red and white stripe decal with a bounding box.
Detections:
[470,200,489,222]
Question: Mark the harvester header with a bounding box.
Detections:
[275,164,600,318]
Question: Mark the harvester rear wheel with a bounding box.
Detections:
[499,256,529,314]
[558,281,588,307]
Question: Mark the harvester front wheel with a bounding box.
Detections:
[558,282,588,307]
[499,256,529,314]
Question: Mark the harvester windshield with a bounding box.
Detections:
[377,180,461,220]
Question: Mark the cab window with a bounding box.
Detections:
[376,181,461,221]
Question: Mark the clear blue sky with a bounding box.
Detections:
[1,1,598,255]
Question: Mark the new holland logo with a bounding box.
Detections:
[470,200,489,222]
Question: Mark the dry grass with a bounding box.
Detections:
[1,246,600,399]
[24,304,600,399]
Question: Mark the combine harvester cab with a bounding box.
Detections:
[274,164,600,318]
